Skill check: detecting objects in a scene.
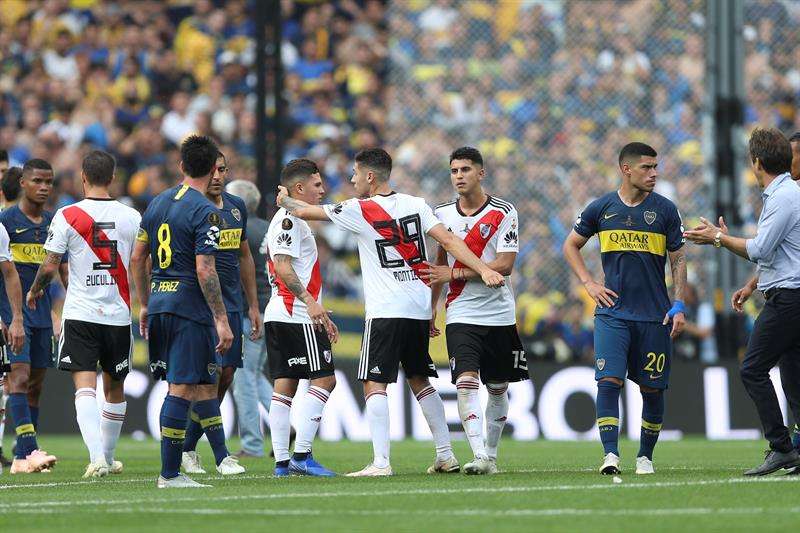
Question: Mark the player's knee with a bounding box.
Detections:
[639,384,660,394]
[405,375,430,390]
[104,378,125,403]
[8,371,29,393]
[168,383,195,401]
[739,364,763,385]
[599,377,623,387]
[312,374,336,392]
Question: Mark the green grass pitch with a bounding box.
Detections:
[1,437,798,532]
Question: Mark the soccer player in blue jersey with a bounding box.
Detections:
[0,159,67,473]
[563,142,687,475]
[181,151,261,476]
[131,135,234,488]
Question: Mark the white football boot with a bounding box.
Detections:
[181,451,206,474]
[346,463,393,477]
[216,456,246,475]
[463,456,495,475]
[82,458,109,478]
[635,456,655,475]
[426,455,460,474]
[599,452,621,475]
[157,473,212,488]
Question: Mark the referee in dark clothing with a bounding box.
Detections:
[685,128,800,475]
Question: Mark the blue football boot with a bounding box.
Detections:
[289,453,336,477]
[274,463,291,477]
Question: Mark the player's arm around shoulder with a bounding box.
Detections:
[276,185,331,221]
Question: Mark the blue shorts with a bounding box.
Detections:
[593,315,672,389]
[148,313,217,385]
[215,311,244,369]
[10,326,55,369]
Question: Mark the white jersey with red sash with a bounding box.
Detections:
[45,199,141,326]
[434,196,518,326]
[264,208,322,323]
[322,192,441,320]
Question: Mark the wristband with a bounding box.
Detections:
[667,300,686,318]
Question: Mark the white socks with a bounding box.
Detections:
[456,376,487,459]
[101,401,126,464]
[365,390,390,468]
[415,385,454,461]
[294,386,330,454]
[485,382,509,460]
[269,393,292,462]
[75,388,103,463]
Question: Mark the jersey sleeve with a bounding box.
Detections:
[419,201,442,234]
[0,224,11,262]
[268,216,302,259]
[239,198,249,242]
[666,203,685,252]
[496,207,519,253]
[573,199,601,238]
[195,204,222,255]
[322,199,363,233]
[44,209,69,255]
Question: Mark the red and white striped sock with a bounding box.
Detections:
[485,382,509,460]
[293,386,330,454]
[101,401,126,464]
[365,389,390,468]
[269,393,293,462]
[75,388,103,463]
[456,376,486,459]
[415,385,453,461]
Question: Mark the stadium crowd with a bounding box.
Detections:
[0,0,798,363]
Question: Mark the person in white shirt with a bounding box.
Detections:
[424,147,526,475]
[264,159,337,477]
[27,151,141,479]
[277,148,505,477]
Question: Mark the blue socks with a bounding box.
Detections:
[182,408,205,454]
[30,405,39,430]
[160,395,190,479]
[194,398,228,466]
[596,381,621,456]
[638,390,664,460]
[8,393,37,459]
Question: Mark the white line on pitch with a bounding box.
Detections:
[2,506,800,518]
[0,476,798,510]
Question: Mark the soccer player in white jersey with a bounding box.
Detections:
[277,148,505,476]
[424,147,526,475]
[264,159,338,477]
[27,151,141,478]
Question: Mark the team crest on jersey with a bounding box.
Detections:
[207,363,218,376]
[644,211,657,225]
[208,212,222,226]
[479,223,492,239]
[282,218,293,230]
[34,228,41,241]
[596,358,605,371]
[231,208,242,222]
[323,350,332,363]
[623,215,634,227]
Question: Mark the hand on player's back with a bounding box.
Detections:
[481,269,505,288]
[584,280,618,308]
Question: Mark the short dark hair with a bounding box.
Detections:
[0,150,7,163]
[22,158,53,177]
[748,128,792,175]
[355,148,392,182]
[280,158,319,187]
[180,135,219,178]
[82,150,116,186]
[2,167,22,201]
[449,146,483,166]
[789,131,800,144]
[618,142,657,166]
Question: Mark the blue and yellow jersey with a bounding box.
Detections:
[0,205,65,327]
[574,191,684,322]
[214,191,248,313]
[138,184,221,326]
